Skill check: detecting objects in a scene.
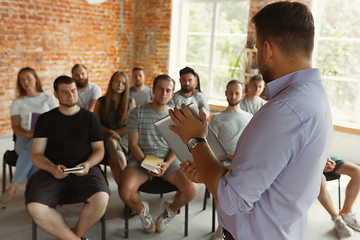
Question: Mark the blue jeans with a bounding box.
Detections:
[12,136,38,183]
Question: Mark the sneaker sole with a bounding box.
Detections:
[346,224,360,232]
[155,215,163,232]
[147,219,156,234]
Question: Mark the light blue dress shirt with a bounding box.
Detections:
[217,68,333,240]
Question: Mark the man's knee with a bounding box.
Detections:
[88,191,109,209]
[27,202,48,218]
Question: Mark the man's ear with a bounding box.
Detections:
[263,41,274,62]
[54,90,58,99]
[241,93,246,100]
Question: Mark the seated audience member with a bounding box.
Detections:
[318,156,360,238]
[26,76,110,240]
[130,67,153,105]
[94,71,135,189]
[168,67,210,117]
[71,63,102,112]
[119,75,198,234]
[240,75,267,114]
[210,80,252,161]
[209,80,252,240]
[0,67,58,205]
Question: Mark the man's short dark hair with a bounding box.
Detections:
[179,67,196,77]
[71,63,87,74]
[227,80,245,94]
[249,75,264,84]
[132,67,144,72]
[153,74,175,91]
[54,75,75,92]
[251,1,314,60]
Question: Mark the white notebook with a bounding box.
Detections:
[154,104,227,163]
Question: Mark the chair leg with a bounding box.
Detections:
[9,164,13,182]
[101,214,106,240]
[212,196,216,232]
[125,205,129,238]
[338,178,341,211]
[203,188,209,210]
[184,204,188,236]
[32,219,37,240]
[2,157,6,193]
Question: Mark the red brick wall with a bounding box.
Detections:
[0,0,133,136]
[0,0,314,137]
[132,0,172,86]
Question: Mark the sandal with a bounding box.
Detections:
[0,192,13,205]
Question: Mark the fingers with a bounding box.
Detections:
[169,106,184,126]
[199,107,207,123]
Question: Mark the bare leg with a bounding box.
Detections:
[4,181,20,197]
[106,139,127,186]
[73,191,109,237]
[119,166,148,213]
[27,202,80,240]
[318,174,338,217]
[167,170,198,212]
[335,162,360,214]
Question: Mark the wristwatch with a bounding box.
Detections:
[187,137,208,152]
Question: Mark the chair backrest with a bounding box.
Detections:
[138,177,178,194]
[3,150,18,166]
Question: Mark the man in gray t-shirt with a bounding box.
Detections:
[210,80,252,160]
[240,75,267,115]
[168,67,210,117]
[120,75,197,234]
[130,67,154,105]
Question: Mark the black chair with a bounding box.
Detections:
[32,186,106,240]
[324,172,342,210]
[124,177,189,238]
[2,134,18,193]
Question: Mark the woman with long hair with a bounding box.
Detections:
[0,67,58,204]
[94,71,135,187]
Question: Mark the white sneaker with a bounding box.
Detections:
[139,201,156,234]
[341,212,360,232]
[156,201,177,232]
[212,225,225,240]
[333,216,354,238]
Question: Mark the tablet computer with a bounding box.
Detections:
[154,104,227,163]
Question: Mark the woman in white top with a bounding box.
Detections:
[0,67,58,205]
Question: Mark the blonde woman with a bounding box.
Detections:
[0,67,57,204]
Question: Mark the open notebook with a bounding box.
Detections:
[154,104,227,163]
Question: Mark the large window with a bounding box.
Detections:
[170,0,250,103]
[313,0,360,127]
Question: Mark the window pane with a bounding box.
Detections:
[325,79,358,121]
[186,35,211,64]
[210,68,231,100]
[217,1,250,34]
[188,2,213,33]
[214,36,247,67]
[320,0,360,38]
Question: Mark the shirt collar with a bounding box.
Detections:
[266,68,322,100]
